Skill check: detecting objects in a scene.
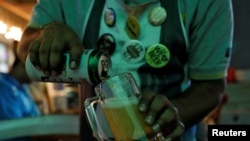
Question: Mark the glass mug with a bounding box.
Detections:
[85,73,165,141]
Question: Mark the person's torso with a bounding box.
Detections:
[79,0,190,98]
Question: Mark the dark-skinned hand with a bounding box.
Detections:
[29,22,83,76]
[138,89,185,141]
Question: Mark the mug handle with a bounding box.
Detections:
[84,96,106,141]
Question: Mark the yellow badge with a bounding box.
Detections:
[125,16,140,39]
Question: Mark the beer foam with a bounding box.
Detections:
[101,96,138,108]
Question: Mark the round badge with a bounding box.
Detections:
[97,33,116,54]
[125,16,140,39]
[105,8,116,27]
[148,7,167,26]
[145,44,170,68]
[122,40,145,63]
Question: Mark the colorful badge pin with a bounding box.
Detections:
[122,40,145,63]
[148,7,167,26]
[125,16,140,39]
[97,33,116,54]
[145,44,170,68]
[105,8,116,27]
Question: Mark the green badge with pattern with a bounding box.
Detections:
[145,44,170,68]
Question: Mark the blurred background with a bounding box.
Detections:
[0,0,79,140]
[0,0,249,140]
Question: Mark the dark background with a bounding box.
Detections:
[230,0,250,69]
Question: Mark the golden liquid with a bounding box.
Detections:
[101,97,152,141]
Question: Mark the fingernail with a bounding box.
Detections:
[70,61,77,69]
[139,104,147,112]
[152,123,161,133]
[145,115,153,124]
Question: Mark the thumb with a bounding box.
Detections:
[69,41,84,70]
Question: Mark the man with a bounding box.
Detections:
[17,0,234,140]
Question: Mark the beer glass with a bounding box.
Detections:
[85,73,164,141]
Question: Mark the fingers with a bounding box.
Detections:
[29,39,41,68]
[153,107,185,140]
[68,39,84,69]
[138,89,155,112]
[139,89,185,139]
[39,37,53,75]
[28,23,83,75]
[144,95,168,125]
[152,106,177,133]
[166,121,185,139]
[153,107,184,139]
[49,38,67,75]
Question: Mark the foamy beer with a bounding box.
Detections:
[85,73,164,141]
